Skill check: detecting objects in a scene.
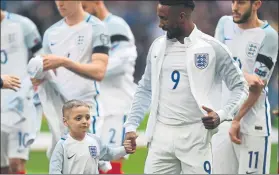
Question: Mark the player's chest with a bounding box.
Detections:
[224,30,265,70]
[1,24,25,53]
[48,26,92,57]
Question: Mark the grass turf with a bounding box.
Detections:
[27,144,277,174]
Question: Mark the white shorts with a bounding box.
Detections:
[100,114,127,147]
[1,128,30,167]
[234,133,271,174]
[212,122,271,174]
[212,121,238,174]
[144,121,214,174]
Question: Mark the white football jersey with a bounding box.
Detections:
[215,16,278,136]
[43,13,110,117]
[1,11,41,108]
[157,38,202,125]
[100,13,138,116]
[49,133,127,174]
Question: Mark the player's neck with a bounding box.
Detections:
[69,132,86,141]
[177,22,195,44]
[98,6,110,21]
[237,15,264,30]
[65,9,86,26]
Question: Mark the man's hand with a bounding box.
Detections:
[123,139,136,154]
[229,120,241,144]
[31,78,44,86]
[244,73,264,88]
[43,55,65,71]
[124,131,137,153]
[1,75,21,91]
[201,106,220,129]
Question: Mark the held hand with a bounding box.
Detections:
[229,120,241,144]
[43,55,64,71]
[124,131,138,153]
[123,139,137,154]
[201,106,220,129]
[1,75,21,91]
[31,78,44,86]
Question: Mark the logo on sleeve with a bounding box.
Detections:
[195,53,209,69]
[88,146,97,158]
[246,42,260,58]
[100,34,110,46]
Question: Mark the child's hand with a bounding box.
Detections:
[123,139,137,154]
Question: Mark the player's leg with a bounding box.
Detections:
[0,131,9,174]
[99,114,127,174]
[211,121,238,174]
[144,122,181,174]
[178,122,214,174]
[8,129,30,174]
[237,133,271,174]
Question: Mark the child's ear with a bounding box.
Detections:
[63,117,68,127]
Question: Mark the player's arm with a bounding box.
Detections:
[215,43,249,123]
[49,141,64,174]
[105,37,137,77]
[123,42,153,133]
[234,32,278,122]
[22,16,43,58]
[58,24,110,81]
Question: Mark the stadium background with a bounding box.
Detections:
[2,1,278,173]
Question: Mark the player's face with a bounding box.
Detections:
[65,106,91,134]
[82,1,98,16]
[55,0,80,17]
[157,4,181,39]
[232,0,253,24]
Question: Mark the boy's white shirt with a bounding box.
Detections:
[124,25,249,143]
[49,133,127,174]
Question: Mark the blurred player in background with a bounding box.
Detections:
[124,0,248,173]
[213,0,278,174]
[82,1,138,174]
[31,0,110,159]
[1,9,42,174]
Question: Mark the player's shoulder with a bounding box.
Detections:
[261,22,278,44]
[44,19,64,35]
[199,31,232,57]
[86,133,101,144]
[86,14,105,27]
[217,15,233,25]
[105,14,129,29]
[5,11,36,30]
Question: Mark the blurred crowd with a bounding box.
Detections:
[4,0,279,122]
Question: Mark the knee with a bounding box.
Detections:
[9,158,25,173]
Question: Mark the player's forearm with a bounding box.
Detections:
[124,79,152,132]
[234,86,262,121]
[62,56,107,81]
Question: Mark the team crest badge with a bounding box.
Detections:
[88,146,97,158]
[195,53,209,69]
[100,34,110,46]
[246,42,259,58]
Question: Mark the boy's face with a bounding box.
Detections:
[64,106,91,134]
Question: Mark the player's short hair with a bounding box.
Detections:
[159,0,195,10]
[62,99,91,118]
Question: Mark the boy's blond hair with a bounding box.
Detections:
[62,99,91,118]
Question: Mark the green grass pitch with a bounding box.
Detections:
[27,116,278,174]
